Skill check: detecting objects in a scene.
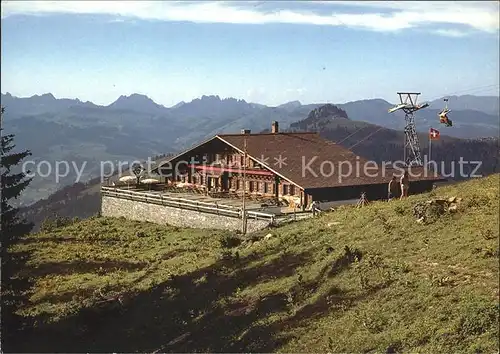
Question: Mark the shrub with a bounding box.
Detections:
[394,205,406,215]
[480,229,495,240]
[426,203,446,223]
[40,215,74,232]
[330,246,363,275]
[413,201,447,224]
[219,250,239,263]
[457,302,499,337]
[482,247,499,258]
[466,194,491,208]
[219,234,242,249]
[353,309,388,334]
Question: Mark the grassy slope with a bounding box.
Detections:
[8,174,499,353]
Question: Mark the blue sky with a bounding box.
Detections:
[1,1,499,107]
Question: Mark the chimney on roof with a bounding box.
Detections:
[271,121,279,134]
[241,129,251,134]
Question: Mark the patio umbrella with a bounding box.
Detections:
[118,175,136,183]
[141,178,160,184]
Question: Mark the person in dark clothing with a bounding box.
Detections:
[388,176,399,200]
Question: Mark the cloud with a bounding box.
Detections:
[1,1,498,35]
[321,1,499,34]
[431,29,470,38]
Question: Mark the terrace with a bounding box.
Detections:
[104,174,297,210]
[100,181,309,225]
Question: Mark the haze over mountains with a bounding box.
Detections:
[1,92,499,205]
[429,95,499,116]
[3,92,499,140]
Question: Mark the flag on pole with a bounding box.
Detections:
[429,128,440,140]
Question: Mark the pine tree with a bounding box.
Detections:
[1,106,35,351]
[1,106,33,251]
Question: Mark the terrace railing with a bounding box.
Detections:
[101,186,276,223]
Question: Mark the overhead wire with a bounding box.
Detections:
[334,124,367,144]
[342,83,500,150]
[425,83,499,103]
[348,125,385,150]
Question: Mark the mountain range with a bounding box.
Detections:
[1,92,499,205]
[3,92,498,138]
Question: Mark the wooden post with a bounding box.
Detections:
[242,136,248,234]
[428,129,432,165]
[274,175,280,203]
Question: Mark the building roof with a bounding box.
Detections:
[217,132,443,189]
[153,131,444,190]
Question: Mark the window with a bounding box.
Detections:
[289,185,295,195]
[255,181,260,192]
[249,181,254,192]
[236,179,240,190]
[264,182,269,194]
[283,184,289,195]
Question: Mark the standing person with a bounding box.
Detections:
[311,200,320,217]
[400,171,410,199]
[388,176,399,201]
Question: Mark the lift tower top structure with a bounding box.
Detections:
[388,92,429,167]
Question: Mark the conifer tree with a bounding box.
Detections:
[1,106,33,252]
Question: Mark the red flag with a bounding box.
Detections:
[429,128,440,140]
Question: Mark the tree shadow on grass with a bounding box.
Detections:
[14,235,80,245]
[7,246,387,353]
[20,259,148,278]
[1,249,36,352]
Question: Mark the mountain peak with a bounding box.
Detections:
[129,93,151,99]
[171,101,186,109]
[289,104,350,132]
[113,93,154,103]
[280,100,302,106]
[308,104,349,120]
[201,95,220,101]
[277,100,302,111]
[192,95,248,105]
[31,93,56,100]
[108,93,166,113]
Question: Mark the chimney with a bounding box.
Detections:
[241,129,251,134]
[271,121,279,134]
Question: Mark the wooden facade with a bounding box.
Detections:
[166,146,305,206]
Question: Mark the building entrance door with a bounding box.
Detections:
[221,172,229,191]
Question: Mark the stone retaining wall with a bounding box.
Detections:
[101,196,270,233]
